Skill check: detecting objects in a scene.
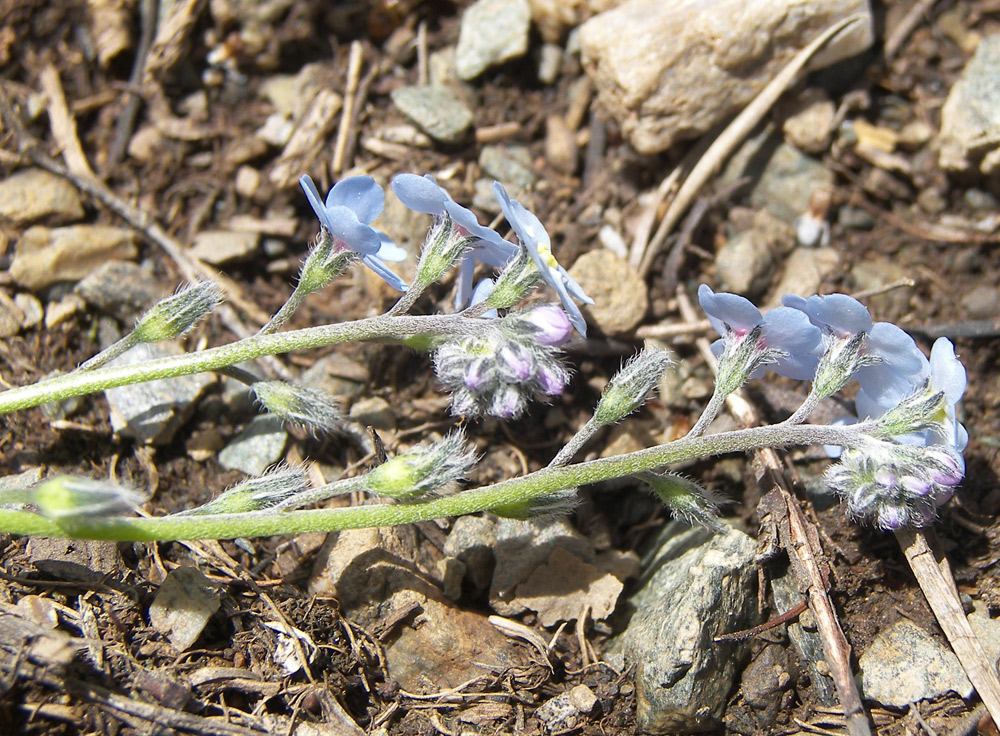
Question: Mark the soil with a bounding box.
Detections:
[1,1,999,735]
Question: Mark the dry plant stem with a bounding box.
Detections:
[105,0,159,170]
[884,0,939,61]
[676,288,873,736]
[895,528,1000,729]
[637,13,867,278]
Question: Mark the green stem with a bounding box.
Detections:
[1,421,869,541]
[687,389,729,438]
[0,314,486,415]
[77,332,141,371]
[549,416,601,467]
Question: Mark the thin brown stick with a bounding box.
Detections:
[676,288,872,736]
[637,14,868,278]
[714,599,808,642]
[884,0,940,61]
[38,64,95,179]
[896,528,1000,729]
[333,41,363,175]
[106,0,158,170]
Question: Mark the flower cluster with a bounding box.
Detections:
[699,286,969,529]
[433,306,572,418]
[825,441,964,530]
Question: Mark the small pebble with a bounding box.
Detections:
[390,85,473,143]
[479,145,537,189]
[454,0,531,80]
[218,415,288,475]
[0,168,84,225]
[190,230,261,266]
[567,250,648,334]
[11,225,138,290]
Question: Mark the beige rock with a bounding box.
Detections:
[769,247,840,305]
[939,34,1000,172]
[0,169,84,225]
[529,0,624,43]
[781,88,836,153]
[567,249,648,334]
[10,225,138,289]
[580,0,873,154]
[189,229,260,265]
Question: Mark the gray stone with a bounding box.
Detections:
[610,522,758,733]
[10,225,138,290]
[567,249,648,334]
[148,567,221,652]
[217,414,288,475]
[0,168,84,225]
[479,144,538,189]
[74,261,165,321]
[190,230,261,266]
[751,141,836,224]
[455,0,531,81]
[960,285,1000,319]
[859,619,973,706]
[390,85,473,144]
[104,343,215,445]
[300,353,369,403]
[536,684,598,730]
[444,515,497,590]
[716,231,774,299]
[14,293,44,329]
[0,291,22,337]
[490,517,594,616]
[580,0,873,154]
[939,34,1000,172]
[28,537,124,582]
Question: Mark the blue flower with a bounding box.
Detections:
[391,174,517,307]
[698,285,821,380]
[782,293,926,401]
[299,174,408,292]
[493,181,594,336]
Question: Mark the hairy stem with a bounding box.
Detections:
[2,421,870,541]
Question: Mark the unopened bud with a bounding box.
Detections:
[179,465,310,515]
[299,229,356,295]
[362,432,477,499]
[516,305,572,347]
[132,281,224,343]
[642,472,726,532]
[594,348,673,426]
[415,216,473,286]
[252,381,342,435]
[483,248,542,310]
[493,489,579,520]
[33,476,146,521]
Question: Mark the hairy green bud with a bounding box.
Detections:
[593,348,673,426]
[362,432,477,499]
[132,281,225,344]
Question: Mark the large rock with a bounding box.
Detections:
[580,0,873,154]
[10,225,138,290]
[567,249,648,334]
[939,34,1000,173]
[0,168,84,225]
[610,522,758,733]
[859,619,973,706]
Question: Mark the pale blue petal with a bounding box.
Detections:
[327,176,384,224]
[391,173,448,215]
[361,254,408,292]
[868,322,925,375]
[806,294,872,335]
[324,205,381,254]
[300,175,336,233]
[761,307,822,357]
[698,285,762,334]
[929,338,966,404]
[558,267,595,305]
[469,278,498,318]
[454,256,476,309]
[375,231,408,262]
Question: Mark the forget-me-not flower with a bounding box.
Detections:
[782,293,926,402]
[698,285,822,381]
[493,181,594,336]
[300,175,408,292]
[391,174,518,307]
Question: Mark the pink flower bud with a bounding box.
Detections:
[523,306,572,347]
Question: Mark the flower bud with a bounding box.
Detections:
[179,465,310,515]
[33,476,146,521]
[251,381,342,435]
[642,472,726,533]
[493,489,579,519]
[534,363,567,396]
[498,343,534,381]
[132,281,224,344]
[483,248,542,310]
[593,348,673,426]
[362,432,477,499]
[518,305,572,347]
[415,215,474,286]
[298,229,356,295]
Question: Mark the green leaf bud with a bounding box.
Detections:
[132,281,225,344]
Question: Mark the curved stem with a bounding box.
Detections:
[1,421,870,541]
[0,314,486,415]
